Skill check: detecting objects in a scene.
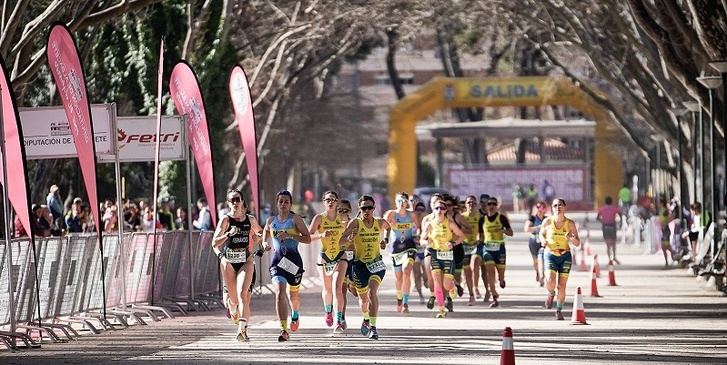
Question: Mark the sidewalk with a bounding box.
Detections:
[3,220,727,364]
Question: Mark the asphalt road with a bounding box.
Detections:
[3,213,727,364]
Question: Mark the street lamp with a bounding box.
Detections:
[696,75,722,256]
[684,101,701,204]
[670,107,688,224]
[709,60,727,214]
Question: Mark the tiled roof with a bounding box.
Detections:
[487,138,584,162]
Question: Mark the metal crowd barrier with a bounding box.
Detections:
[1,230,324,351]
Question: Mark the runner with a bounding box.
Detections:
[384,192,420,313]
[308,191,348,334]
[461,195,483,305]
[262,190,312,342]
[444,195,469,305]
[211,189,264,342]
[411,201,429,303]
[338,195,392,340]
[421,198,466,318]
[478,196,513,308]
[422,193,445,310]
[539,198,581,320]
[596,196,621,264]
[524,201,547,286]
[337,199,356,330]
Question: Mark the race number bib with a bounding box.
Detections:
[393,252,409,266]
[366,258,386,273]
[464,244,478,255]
[437,250,453,261]
[323,261,337,276]
[345,250,354,261]
[484,241,502,251]
[277,256,300,274]
[225,248,247,264]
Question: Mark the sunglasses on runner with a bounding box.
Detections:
[359,206,375,211]
[228,197,242,203]
[487,202,497,206]
[337,208,350,214]
[324,198,338,203]
[434,206,447,211]
[552,203,564,208]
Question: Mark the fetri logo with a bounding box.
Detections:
[117,128,180,149]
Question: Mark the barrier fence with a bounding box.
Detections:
[0,231,322,351]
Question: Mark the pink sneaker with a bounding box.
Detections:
[325,312,334,327]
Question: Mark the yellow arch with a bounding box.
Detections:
[388,76,621,205]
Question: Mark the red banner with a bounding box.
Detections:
[229,65,259,212]
[46,24,100,233]
[169,61,217,226]
[0,57,32,236]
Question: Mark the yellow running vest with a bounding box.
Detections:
[319,214,344,258]
[354,218,381,263]
[429,218,453,251]
[545,218,571,252]
[462,211,481,244]
[482,213,505,243]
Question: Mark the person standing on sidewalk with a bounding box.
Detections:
[262,190,311,342]
[539,198,581,320]
[212,189,264,342]
[338,195,391,340]
[308,191,348,334]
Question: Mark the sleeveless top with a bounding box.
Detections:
[462,211,481,244]
[429,218,453,251]
[270,214,299,252]
[482,213,505,243]
[319,213,345,258]
[391,211,415,242]
[225,214,252,251]
[545,218,572,252]
[354,218,382,263]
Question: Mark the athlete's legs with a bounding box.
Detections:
[471,255,482,297]
[274,281,289,324]
[412,260,423,294]
[334,261,347,314]
[235,260,255,324]
[485,263,498,299]
[556,275,569,308]
[319,265,333,312]
[425,255,434,296]
[221,261,239,317]
[496,266,506,288]
[432,269,445,309]
[394,269,403,302]
[463,265,474,298]
[368,280,381,318]
[402,263,413,300]
[289,285,301,314]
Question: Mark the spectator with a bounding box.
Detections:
[141,206,160,232]
[123,200,141,231]
[102,199,119,234]
[42,205,62,236]
[193,198,211,230]
[217,202,230,221]
[65,197,84,233]
[512,184,523,213]
[175,207,188,230]
[81,203,94,233]
[13,213,27,237]
[46,184,63,221]
[618,184,632,213]
[33,204,51,237]
[541,179,555,204]
[525,185,538,213]
[157,198,175,230]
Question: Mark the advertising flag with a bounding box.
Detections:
[229,65,259,211]
[169,61,217,226]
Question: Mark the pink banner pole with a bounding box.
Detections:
[150,39,164,306]
[46,23,106,317]
[229,65,259,215]
[1,56,43,330]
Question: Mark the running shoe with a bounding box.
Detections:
[402,303,409,313]
[333,323,345,335]
[544,295,555,309]
[445,296,454,312]
[456,284,464,298]
[340,319,348,330]
[467,295,475,306]
[278,330,289,342]
[499,280,506,289]
[539,277,545,287]
[236,329,249,342]
[489,297,500,308]
[555,310,564,320]
[368,326,379,340]
[325,312,334,327]
[290,318,299,332]
[435,308,447,318]
[360,319,371,337]
[426,296,435,309]
[396,299,403,313]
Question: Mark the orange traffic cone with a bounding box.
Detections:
[607,260,617,286]
[590,262,601,297]
[584,237,592,256]
[593,254,601,278]
[578,250,588,272]
[499,327,515,365]
[570,287,589,325]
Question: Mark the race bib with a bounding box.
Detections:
[225,248,247,264]
[277,256,300,274]
[366,258,386,273]
[393,252,409,266]
[345,250,354,261]
[437,250,453,261]
[464,244,478,255]
[323,261,337,276]
[484,241,502,251]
